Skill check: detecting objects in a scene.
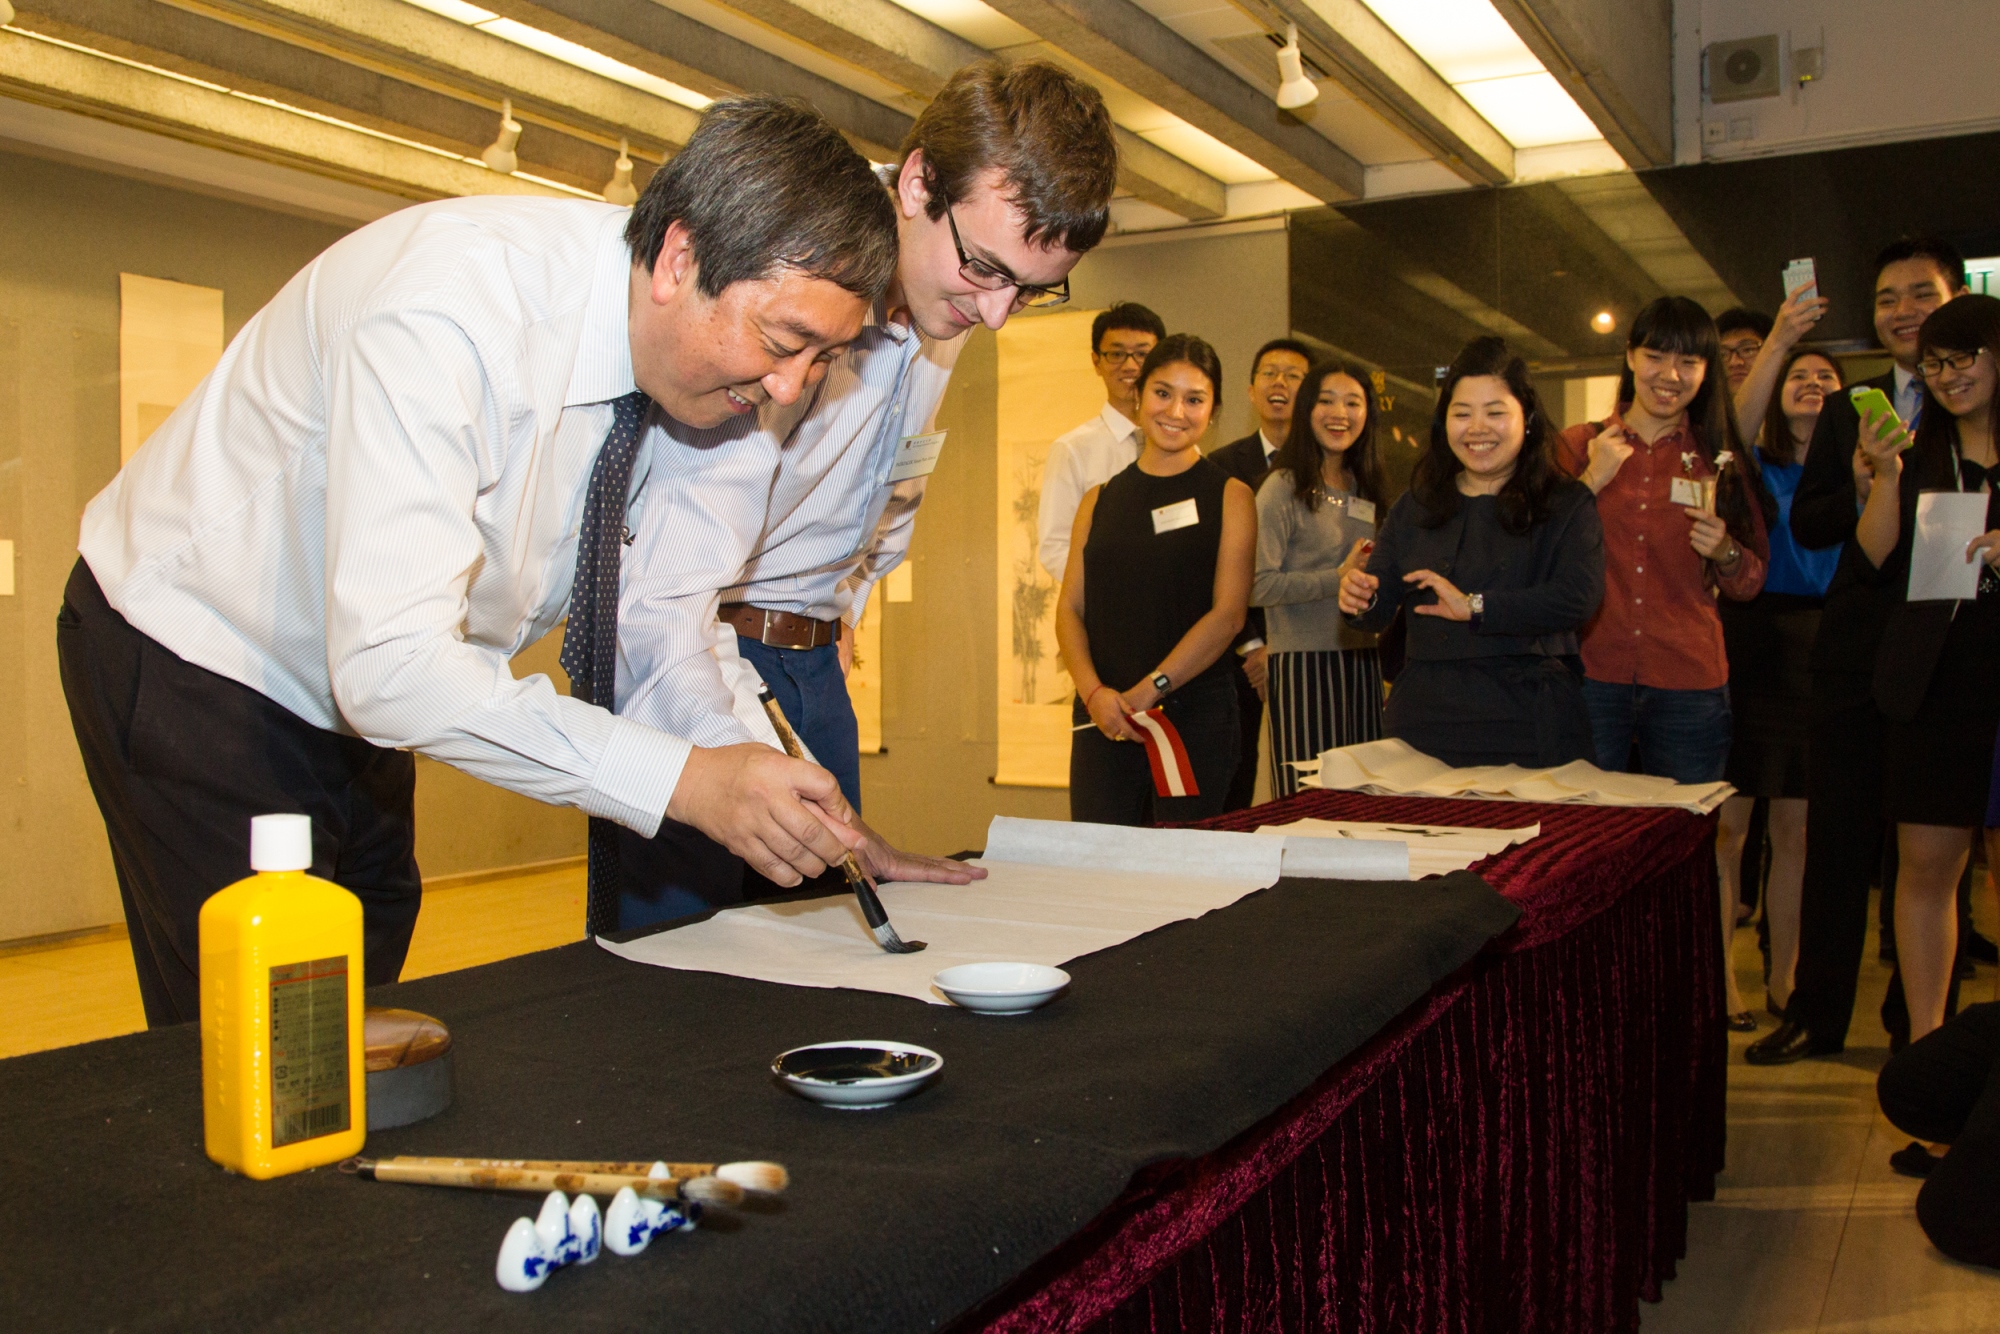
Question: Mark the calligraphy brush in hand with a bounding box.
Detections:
[756,684,925,953]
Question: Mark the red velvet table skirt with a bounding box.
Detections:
[964,791,1727,1334]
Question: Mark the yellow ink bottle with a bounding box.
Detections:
[200,814,366,1178]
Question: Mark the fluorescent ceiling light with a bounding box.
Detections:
[1359,0,1540,84]
[1359,0,1613,158]
[1455,73,1601,148]
[400,0,712,110]
[878,0,1036,49]
[8,25,604,197]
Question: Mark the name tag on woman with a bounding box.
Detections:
[1151,498,1200,534]
[1348,497,1377,525]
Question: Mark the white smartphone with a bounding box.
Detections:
[1782,257,1818,303]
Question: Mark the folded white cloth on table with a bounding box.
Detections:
[1295,738,1732,814]
[596,816,1409,1004]
[1253,818,1540,879]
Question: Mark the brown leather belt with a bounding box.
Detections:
[719,602,838,650]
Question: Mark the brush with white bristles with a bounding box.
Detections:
[340,1156,788,1204]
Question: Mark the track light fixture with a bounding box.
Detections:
[481,97,522,174]
[1275,24,1318,111]
[602,137,638,206]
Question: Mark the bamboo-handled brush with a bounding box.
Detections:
[339,1156,784,1204]
[757,684,925,953]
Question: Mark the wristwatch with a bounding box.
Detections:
[1467,592,1485,631]
[1151,671,1172,695]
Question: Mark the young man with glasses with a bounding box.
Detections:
[603,59,1120,928]
[1751,236,1970,1065]
[1036,303,1167,584]
[1206,339,1313,809]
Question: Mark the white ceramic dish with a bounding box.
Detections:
[771,1040,943,1109]
[932,962,1071,1014]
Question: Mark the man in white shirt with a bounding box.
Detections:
[1035,303,1165,585]
[58,100,901,1026]
[611,60,1122,927]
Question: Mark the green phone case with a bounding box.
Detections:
[1849,386,1914,451]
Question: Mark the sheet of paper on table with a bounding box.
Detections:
[1907,491,1989,602]
[1253,818,1540,878]
[1295,737,1731,814]
[596,816,1410,1004]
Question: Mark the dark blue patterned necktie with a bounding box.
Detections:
[560,390,651,936]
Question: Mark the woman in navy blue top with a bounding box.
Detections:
[1718,347,1844,1024]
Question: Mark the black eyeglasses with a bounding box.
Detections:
[1918,349,1986,378]
[940,188,1070,309]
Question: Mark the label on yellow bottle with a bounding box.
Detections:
[269,956,351,1147]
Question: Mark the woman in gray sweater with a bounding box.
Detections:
[1253,359,1387,795]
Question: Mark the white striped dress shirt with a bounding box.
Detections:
[617,306,964,747]
[79,197,689,836]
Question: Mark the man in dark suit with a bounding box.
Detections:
[1750,237,1968,1065]
[1207,338,1312,811]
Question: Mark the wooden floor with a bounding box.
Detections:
[3,865,1998,1328]
[0,863,584,1060]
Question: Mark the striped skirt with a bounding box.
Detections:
[1268,648,1386,798]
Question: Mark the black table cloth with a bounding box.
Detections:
[3,869,1517,1332]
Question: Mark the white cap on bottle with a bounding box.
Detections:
[250,814,313,873]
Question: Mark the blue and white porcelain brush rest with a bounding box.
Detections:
[496,1190,601,1292]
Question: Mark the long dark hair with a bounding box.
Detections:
[1906,294,2000,491]
[1758,348,1845,468]
[1134,333,1223,415]
[1272,359,1385,512]
[1411,337,1562,535]
[1617,296,1771,540]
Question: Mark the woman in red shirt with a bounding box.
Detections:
[1558,296,1770,1028]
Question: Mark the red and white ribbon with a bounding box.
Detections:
[1128,706,1198,799]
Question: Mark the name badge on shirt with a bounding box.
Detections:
[1151,497,1200,535]
[1347,497,1378,525]
[885,430,948,483]
[1669,477,1703,508]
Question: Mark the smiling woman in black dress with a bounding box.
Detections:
[1339,337,1604,767]
[1056,334,1256,825]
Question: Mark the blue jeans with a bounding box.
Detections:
[1580,679,1732,783]
[735,637,862,812]
[615,636,861,931]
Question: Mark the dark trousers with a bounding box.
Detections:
[1223,660,1262,812]
[1790,672,1949,1049]
[1878,1002,2000,1268]
[1070,675,1239,826]
[613,637,857,931]
[56,560,420,1028]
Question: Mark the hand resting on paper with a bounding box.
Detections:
[1403,569,1471,621]
[845,816,987,885]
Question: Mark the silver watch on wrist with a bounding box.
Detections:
[1467,592,1485,629]
[1151,671,1172,695]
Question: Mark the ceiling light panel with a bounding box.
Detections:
[1357,0,1541,84]
[879,0,1037,49]
[1454,72,1601,147]
[400,0,712,109]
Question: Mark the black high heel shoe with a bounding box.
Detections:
[1726,1011,1758,1033]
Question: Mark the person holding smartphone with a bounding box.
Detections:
[1057,335,1256,825]
[1854,295,2000,1045]
[1716,348,1845,1023]
[1752,237,1971,1067]
[1338,337,1602,767]
[1556,296,1770,1031]
[1254,358,1387,796]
